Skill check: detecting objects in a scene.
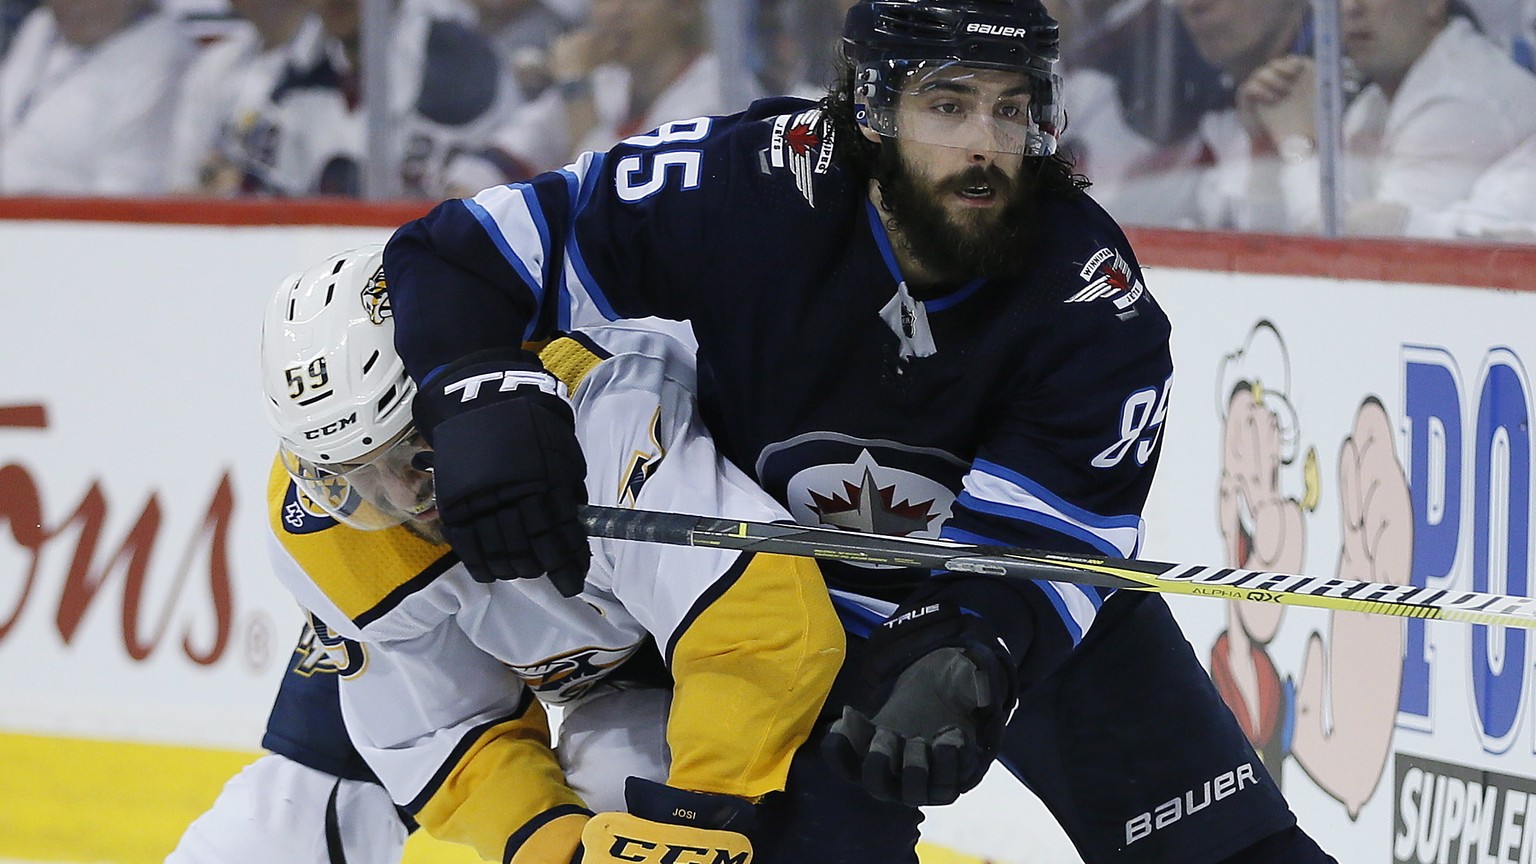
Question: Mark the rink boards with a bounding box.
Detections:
[3,199,1536,862]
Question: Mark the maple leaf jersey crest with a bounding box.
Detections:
[758,438,965,545]
[1067,247,1147,321]
[769,108,835,207]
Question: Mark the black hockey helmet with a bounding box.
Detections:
[842,0,1063,155]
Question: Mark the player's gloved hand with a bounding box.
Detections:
[581,777,756,863]
[822,602,1017,806]
[412,347,590,595]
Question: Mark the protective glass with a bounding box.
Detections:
[280,427,435,531]
[857,59,1062,156]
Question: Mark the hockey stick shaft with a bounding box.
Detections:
[580,505,1536,629]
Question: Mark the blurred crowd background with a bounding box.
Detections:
[3,0,1536,243]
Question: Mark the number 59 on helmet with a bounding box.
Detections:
[260,245,433,530]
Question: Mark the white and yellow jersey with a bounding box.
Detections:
[268,322,844,862]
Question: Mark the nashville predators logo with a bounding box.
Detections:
[361,265,391,325]
[511,646,637,703]
[282,481,338,534]
[619,407,666,507]
[292,614,367,678]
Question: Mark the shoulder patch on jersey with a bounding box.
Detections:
[1066,246,1146,321]
[268,457,456,626]
[280,478,337,535]
[767,108,836,207]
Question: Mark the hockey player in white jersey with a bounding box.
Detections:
[172,245,843,863]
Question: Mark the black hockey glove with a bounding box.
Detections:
[822,602,1017,806]
[581,777,757,863]
[412,348,589,596]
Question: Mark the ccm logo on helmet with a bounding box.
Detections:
[303,412,358,440]
[443,370,562,402]
[604,836,747,864]
[966,22,1030,37]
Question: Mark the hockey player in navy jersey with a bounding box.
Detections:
[382,1,1337,861]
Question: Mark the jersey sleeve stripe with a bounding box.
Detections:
[1037,582,1091,644]
[562,153,622,325]
[963,463,1144,557]
[944,526,1108,645]
[503,805,593,862]
[827,590,900,639]
[403,690,537,812]
[957,489,1138,558]
[971,458,1143,531]
[463,187,548,320]
[555,166,581,333]
[352,553,460,630]
[662,550,754,663]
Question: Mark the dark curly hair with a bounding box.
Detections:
[817,47,1090,199]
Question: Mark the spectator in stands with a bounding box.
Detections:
[1149,0,1312,229]
[753,0,856,98]
[1044,0,1226,220]
[0,0,193,195]
[1045,0,1306,227]
[219,0,511,197]
[1366,130,1536,241]
[465,0,584,102]
[1237,0,1536,236]
[166,0,322,195]
[1461,0,1536,69]
[1521,0,1536,69]
[444,0,761,191]
[1045,0,1158,202]
[0,0,41,58]
[1038,1,1228,221]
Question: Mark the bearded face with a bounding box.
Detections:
[877,138,1039,284]
[862,64,1047,284]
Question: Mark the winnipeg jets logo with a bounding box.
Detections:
[770,109,835,207]
[1068,247,1146,320]
[809,465,940,536]
[361,265,391,324]
[784,449,951,542]
[759,437,965,553]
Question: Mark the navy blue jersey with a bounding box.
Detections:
[387,97,1173,688]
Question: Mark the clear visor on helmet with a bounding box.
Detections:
[856,59,1062,156]
[280,427,435,531]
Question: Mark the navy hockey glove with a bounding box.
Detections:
[412,348,590,595]
[581,778,756,863]
[823,602,1017,806]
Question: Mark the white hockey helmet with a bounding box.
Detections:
[261,245,431,530]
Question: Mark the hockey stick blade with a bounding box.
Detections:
[581,504,1536,629]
